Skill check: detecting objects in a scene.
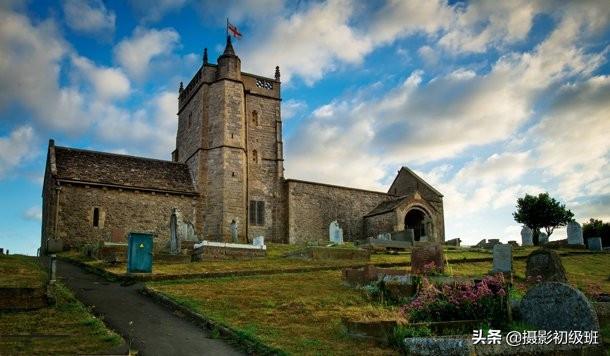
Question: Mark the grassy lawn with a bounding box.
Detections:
[148,253,609,355]
[149,271,397,355]
[0,255,123,355]
[0,255,47,288]
[60,243,601,282]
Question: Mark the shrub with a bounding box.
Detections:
[400,274,508,327]
[389,325,432,347]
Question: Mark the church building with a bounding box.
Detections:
[41,37,445,252]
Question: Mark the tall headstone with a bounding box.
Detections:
[492,244,512,273]
[567,221,584,245]
[329,220,344,244]
[526,248,567,283]
[521,226,533,246]
[230,220,238,243]
[588,237,603,251]
[538,232,548,245]
[411,243,444,274]
[521,282,599,332]
[169,209,180,254]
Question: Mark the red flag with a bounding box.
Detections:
[228,22,242,39]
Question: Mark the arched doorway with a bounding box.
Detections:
[404,208,427,241]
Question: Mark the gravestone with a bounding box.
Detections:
[525,248,567,283]
[588,237,603,251]
[538,232,548,245]
[391,230,408,242]
[377,233,391,241]
[253,236,265,247]
[521,282,599,332]
[492,244,512,273]
[329,220,344,244]
[521,226,533,246]
[411,243,444,274]
[567,221,584,245]
[169,209,180,254]
[230,220,238,243]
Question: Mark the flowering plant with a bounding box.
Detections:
[401,273,508,326]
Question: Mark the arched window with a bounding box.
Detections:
[252,110,259,126]
[252,150,258,163]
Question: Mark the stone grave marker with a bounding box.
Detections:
[538,232,548,245]
[253,236,265,247]
[521,226,533,246]
[521,282,599,332]
[377,233,391,241]
[567,221,584,245]
[169,209,180,254]
[329,220,344,244]
[492,243,512,273]
[525,248,567,283]
[588,237,603,251]
[405,229,414,242]
[411,243,444,274]
[230,220,238,243]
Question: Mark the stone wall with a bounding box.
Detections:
[285,180,390,244]
[54,184,196,249]
[363,211,395,237]
[245,92,284,243]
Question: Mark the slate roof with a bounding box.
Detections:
[52,146,197,194]
[364,196,409,217]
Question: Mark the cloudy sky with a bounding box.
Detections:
[1,0,609,254]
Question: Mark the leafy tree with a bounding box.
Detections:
[513,193,574,245]
[583,218,610,247]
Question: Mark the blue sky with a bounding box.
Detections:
[1,0,609,255]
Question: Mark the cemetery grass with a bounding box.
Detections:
[0,282,122,355]
[0,254,47,288]
[148,270,398,355]
[148,254,609,354]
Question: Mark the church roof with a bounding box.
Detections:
[364,196,408,217]
[52,146,197,194]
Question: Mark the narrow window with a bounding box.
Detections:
[252,110,258,125]
[249,200,265,226]
[187,112,192,128]
[256,201,265,225]
[252,150,258,163]
[93,207,100,227]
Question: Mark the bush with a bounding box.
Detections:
[389,325,432,347]
[400,274,508,327]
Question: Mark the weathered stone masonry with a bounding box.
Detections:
[41,37,445,252]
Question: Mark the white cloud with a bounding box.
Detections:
[23,206,42,221]
[63,0,116,37]
[241,0,371,84]
[281,99,307,120]
[72,55,130,100]
[114,27,180,80]
[0,9,86,132]
[0,126,35,179]
[129,0,188,23]
[92,90,177,159]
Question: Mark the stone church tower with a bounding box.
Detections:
[41,36,444,253]
[173,36,284,242]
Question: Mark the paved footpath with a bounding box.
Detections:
[57,260,244,356]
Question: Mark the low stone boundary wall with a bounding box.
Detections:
[140,286,284,355]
